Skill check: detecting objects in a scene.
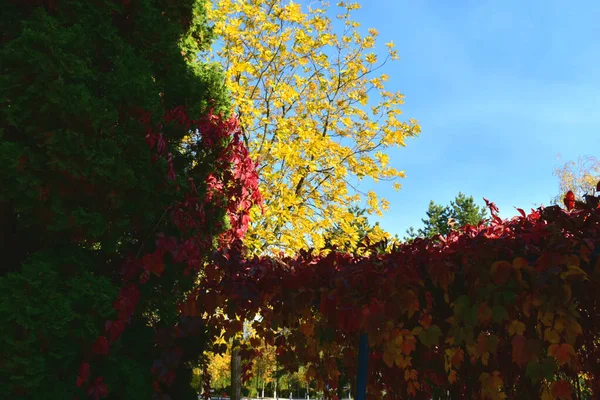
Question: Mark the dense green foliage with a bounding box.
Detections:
[0,1,230,398]
[406,192,488,239]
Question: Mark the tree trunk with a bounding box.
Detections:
[262,381,265,398]
[255,366,259,399]
[231,341,242,400]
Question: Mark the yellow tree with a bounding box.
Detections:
[553,155,600,204]
[251,342,277,397]
[205,0,420,254]
[206,350,232,392]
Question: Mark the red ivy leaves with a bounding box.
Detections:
[105,320,125,344]
[87,377,108,400]
[76,362,90,387]
[91,336,109,356]
[141,251,165,277]
[551,380,573,400]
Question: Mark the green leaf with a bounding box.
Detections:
[492,305,509,324]
[462,326,474,345]
[418,325,442,348]
[540,356,557,380]
[463,305,478,327]
[502,290,516,306]
[487,334,499,354]
[525,360,542,384]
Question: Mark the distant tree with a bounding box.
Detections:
[553,155,600,205]
[405,192,488,240]
[207,351,232,392]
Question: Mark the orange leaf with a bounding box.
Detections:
[450,348,464,369]
[401,335,417,355]
[513,257,528,269]
[407,380,420,397]
[448,370,458,384]
[299,323,314,337]
[419,313,433,329]
[551,380,573,400]
[548,343,574,366]
[404,369,418,381]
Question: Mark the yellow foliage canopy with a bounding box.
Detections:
[206,0,420,254]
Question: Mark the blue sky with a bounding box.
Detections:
[343,0,600,237]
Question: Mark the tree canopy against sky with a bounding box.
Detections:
[205,0,420,255]
[405,192,488,239]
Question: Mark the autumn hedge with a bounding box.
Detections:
[182,196,600,400]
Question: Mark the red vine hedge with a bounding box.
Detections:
[178,193,600,400]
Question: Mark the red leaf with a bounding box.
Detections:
[548,343,574,366]
[511,335,529,367]
[564,190,575,210]
[104,320,125,343]
[92,336,109,356]
[483,198,500,215]
[551,380,573,400]
[142,252,165,277]
[87,377,108,400]
[167,152,176,181]
[76,362,90,387]
[597,180,600,192]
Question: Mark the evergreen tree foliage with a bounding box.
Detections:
[405,192,488,240]
[1,1,229,398]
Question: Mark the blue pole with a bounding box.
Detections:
[355,333,369,400]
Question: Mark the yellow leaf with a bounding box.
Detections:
[540,311,554,327]
[481,352,490,366]
[411,326,423,336]
[541,388,554,400]
[544,328,561,344]
[382,348,395,368]
[508,320,526,336]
